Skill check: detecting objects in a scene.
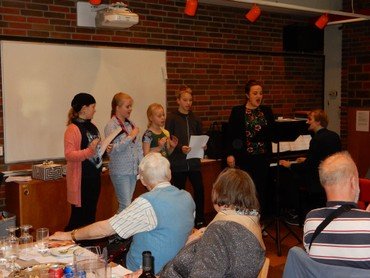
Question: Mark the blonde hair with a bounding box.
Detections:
[310,109,328,128]
[67,108,79,125]
[176,85,193,99]
[110,92,133,117]
[147,103,164,128]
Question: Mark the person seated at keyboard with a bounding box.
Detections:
[279,109,341,214]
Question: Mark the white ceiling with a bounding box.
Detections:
[199,0,343,16]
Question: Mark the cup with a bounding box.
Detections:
[74,246,110,277]
[36,228,49,254]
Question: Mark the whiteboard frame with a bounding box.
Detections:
[1,40,167,163]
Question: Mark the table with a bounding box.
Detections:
[5,159,222,234]
[3,243,131,277]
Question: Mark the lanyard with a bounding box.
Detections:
[115,116,136,143]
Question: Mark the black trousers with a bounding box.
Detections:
[237,154,270,218]
[171,170,205,224]
[65,175,101,231]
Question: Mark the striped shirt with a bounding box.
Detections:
[303,201,370,269]
[108,183,174,238]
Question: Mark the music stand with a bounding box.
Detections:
[264,119,307,256]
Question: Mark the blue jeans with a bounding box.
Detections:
[110,174,137,213]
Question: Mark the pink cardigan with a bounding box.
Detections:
[64,124,95,207]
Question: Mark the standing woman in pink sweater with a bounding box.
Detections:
[64,93,102,231]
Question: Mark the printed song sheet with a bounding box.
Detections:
[186,135,209,159]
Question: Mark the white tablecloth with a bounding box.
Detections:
[3,245,132,277]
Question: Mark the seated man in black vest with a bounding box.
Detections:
[279,109,341,223]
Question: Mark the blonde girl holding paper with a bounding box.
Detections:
[142,103,178,157]
[104,92,143,213]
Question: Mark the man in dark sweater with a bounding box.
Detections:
[280,109,342,215]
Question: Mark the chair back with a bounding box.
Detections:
[283,247,370,278]
[257,257,269,278]
[358,178,370,210]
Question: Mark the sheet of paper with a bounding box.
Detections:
[356,110,369,132]
[272,135,311,153]
[98,127,122,157]
[289,135,311,151]
[186,135,209,159]
[5,176,32,182]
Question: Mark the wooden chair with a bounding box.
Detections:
[358,178,370,210]
[258,257,270,278]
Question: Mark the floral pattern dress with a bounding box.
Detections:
[245,108,268,155]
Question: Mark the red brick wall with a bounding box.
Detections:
[0,0,324,163]
[341,0,370,147]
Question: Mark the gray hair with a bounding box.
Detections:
[319,151,357,188]
[139,152,171,186]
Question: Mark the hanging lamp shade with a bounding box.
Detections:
[185,0,198,16]
[89,0,102,5]
[245,4,261,23]
[315,13,329,29]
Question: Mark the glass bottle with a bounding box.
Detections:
[139,251,156,278]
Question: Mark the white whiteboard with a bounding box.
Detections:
[1,41,167,163]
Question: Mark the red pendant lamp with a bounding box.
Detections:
[89,0,102,5]
[245,4,261,23]
[315,13,329,29]
[185,0,198,16]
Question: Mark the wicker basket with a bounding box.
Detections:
[0,212,16,237]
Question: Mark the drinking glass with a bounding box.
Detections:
[0,236,8,269]
[6,226,19,241]
[74,246,110,277]
[36,227,49,254]
[20,224,34,256]
[4,236,20,271]
[19,224,33,245]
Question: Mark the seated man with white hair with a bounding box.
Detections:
[303,151,370,269]
[50,152,195,274]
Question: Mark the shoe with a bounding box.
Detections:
[195,222,205,229]
[284,213,300,226]
[261,224,268,237]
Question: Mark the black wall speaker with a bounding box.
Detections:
[283,24,324,53]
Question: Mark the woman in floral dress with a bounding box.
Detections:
[226,80,275,217]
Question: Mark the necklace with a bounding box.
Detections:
[220,208,260,217]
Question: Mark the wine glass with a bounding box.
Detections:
[4,235,20,271]
[6,226,19,241]
[19,224,33,255]
[0,236,8,269]
[19,224,33,243]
